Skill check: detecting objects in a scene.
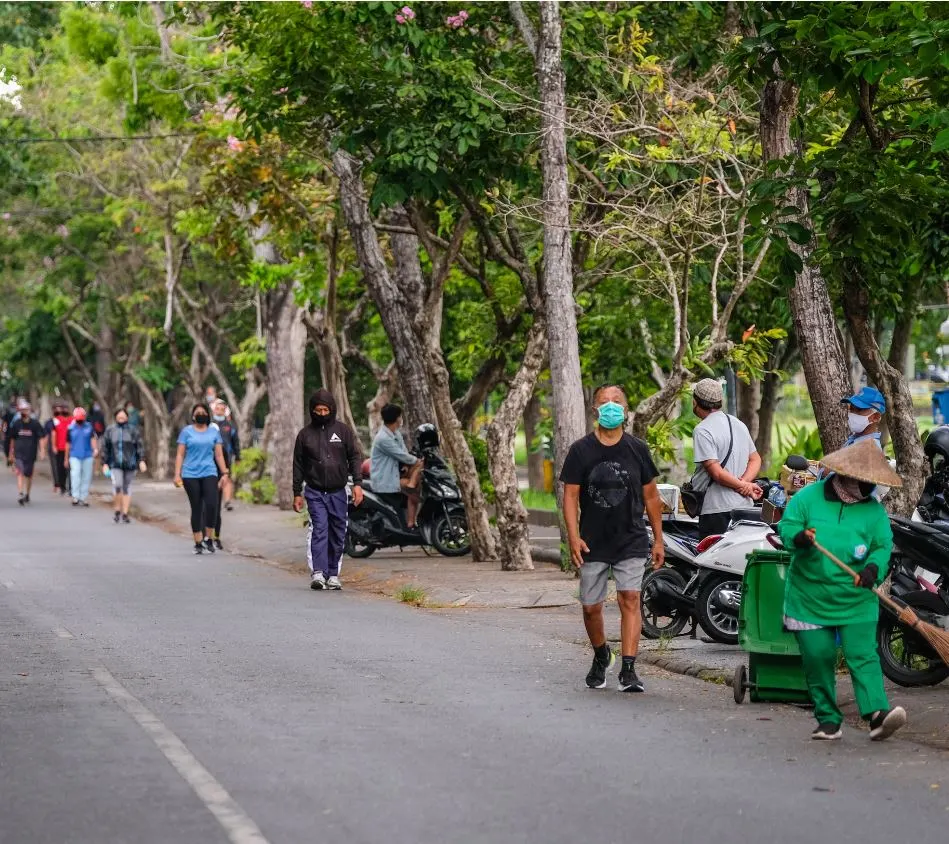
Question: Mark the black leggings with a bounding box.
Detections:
[182,476,219,535]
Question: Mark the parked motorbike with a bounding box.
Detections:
[641,479,779,644]
[345,424,470,558]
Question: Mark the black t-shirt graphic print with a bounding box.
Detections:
[560,433,659,564]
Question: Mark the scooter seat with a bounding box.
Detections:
[730,507,765,524]
[932,520,949,536]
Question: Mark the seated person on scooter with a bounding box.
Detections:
[371,404,424,528]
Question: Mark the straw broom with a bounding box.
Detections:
[813,540,949,668]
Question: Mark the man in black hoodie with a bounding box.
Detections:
[292,389,364,590]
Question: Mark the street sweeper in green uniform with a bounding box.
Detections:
[778,438,907,742]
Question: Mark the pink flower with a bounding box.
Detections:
[301,0,313,8]
[446,13,467,28]
[459,10,468,20]
[227,135,244,152]
[273,86,289,95]
[401,6,416,19]
[1,212,9,220]
[56,224,69,238]
[395,13,406,23]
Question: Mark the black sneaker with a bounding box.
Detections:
[23,494,30,504]
[193,542,204,555]
[80,501,89,508]
[204,538,215,554]
[17,493,25,506]
[214,539,223,551]
[72,499,80,506]
[869,707,907,741]
[114,512,121,524]
[618,664,645,693]
[585,650,615,689]
[224,502,233,512]
[122,514,130,524]
[812,723,843,741]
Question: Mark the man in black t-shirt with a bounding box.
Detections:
[5,401,46,505]
[560,385,665,694]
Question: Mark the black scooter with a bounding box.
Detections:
[345,424,470,559]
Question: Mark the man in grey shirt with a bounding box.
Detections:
[370,404,424,528]
[691,379,762,538]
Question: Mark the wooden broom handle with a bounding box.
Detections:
[812,540,907,619]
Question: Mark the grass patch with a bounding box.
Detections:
[397,585,427,607]
[514,429,528,466]
[520,488,557,511]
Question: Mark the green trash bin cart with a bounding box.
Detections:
[733,549,812,705]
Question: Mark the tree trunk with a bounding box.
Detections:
[487,321,548,570]
[736,379,761,442]
[842,280,927,515]
[757,372,781,470]
[524,388,546,492]
[312,332,357,432]
[251,222,305,510]
[536,1,586,497]
[332,150,435,434]
[264,284,306,509]
[759,79,851,453]
[366,361,398,438]
[333,148,496,560]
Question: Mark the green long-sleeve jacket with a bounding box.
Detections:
[778,479,892,626]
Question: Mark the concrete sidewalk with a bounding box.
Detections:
[89,477,579,610]
[86,475,949,750]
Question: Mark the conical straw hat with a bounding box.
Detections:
[821,438,903,488]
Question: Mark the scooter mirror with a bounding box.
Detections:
[786,454,810,471]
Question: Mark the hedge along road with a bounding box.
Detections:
[1,478,947,844]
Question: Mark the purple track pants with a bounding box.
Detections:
[304,487,348,577]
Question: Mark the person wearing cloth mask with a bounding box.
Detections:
[691,378,762,538]
[5,400,46,506]
[778,439,907,742]
[370,403,424,529]
[102,406,147,524]
[175,403,229,555]
[292,389,364,591]
[560,385,665,694]
[66,407,98,507]
[841,386,886,447]
[210,399,241,548]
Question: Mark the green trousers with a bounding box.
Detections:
[794,621,889,726]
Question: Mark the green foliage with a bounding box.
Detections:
[231,337,267,372]
[397,585,428,607]
[463,430,495,505]
[232,447,276,505]
[770,423,824,477]
[520,489,557,512]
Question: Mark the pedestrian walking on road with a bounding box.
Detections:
[102,406,147,524]
[66,407,98,507]
[5,400,46,505]
[50,404,73,495]
[690,378,762,538]
[778,439,907,742]
[560,385,665,693]
[211,399,240,548]
[175,403,230,555]
[292,389,363,591]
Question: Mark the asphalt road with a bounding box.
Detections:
[2,478,948,844]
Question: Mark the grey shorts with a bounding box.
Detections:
[580,557,647,606]
[111,468,135,494]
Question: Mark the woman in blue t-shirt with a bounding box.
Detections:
[174,403,229,555]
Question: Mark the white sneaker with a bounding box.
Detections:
[327,576,342,591]
[310,572,326,590]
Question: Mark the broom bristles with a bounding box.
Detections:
[908,616,949,668]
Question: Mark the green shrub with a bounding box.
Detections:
[233,448,275,505]
[463,431,495,504]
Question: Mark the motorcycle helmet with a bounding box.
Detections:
[924,426,949,469]
[415,423,439,451]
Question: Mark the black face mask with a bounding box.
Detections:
[311,410,331,427]
[117,420,128,427]
[194,414,210,426]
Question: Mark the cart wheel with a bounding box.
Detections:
[733,664,748,704]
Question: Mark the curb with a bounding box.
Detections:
[638,651,731,684]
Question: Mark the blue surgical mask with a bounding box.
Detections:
[597,402,626,430]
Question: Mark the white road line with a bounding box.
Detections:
[91,665,270,844]
[53,627,74,639]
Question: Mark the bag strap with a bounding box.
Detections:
[721,414,735,471]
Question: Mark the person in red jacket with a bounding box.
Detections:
[51,403,73,495]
